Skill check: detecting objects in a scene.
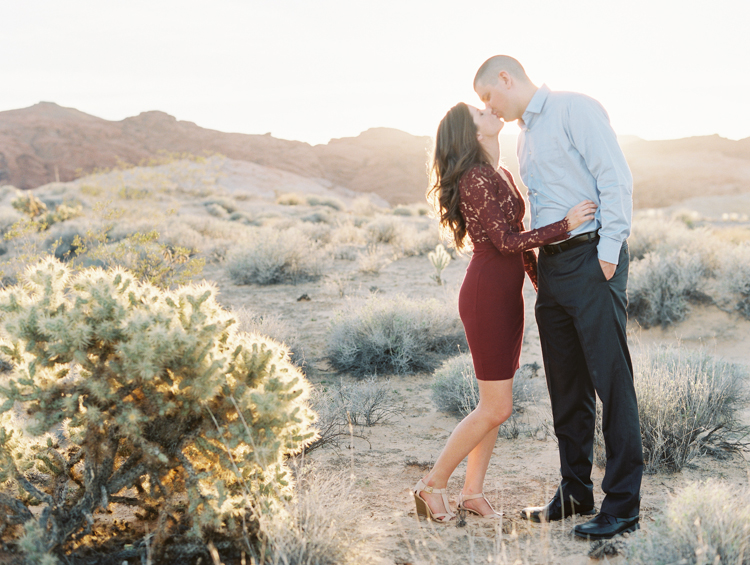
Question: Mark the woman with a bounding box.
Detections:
[415,103,596,522]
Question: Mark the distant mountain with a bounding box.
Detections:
[1,102,749,208]
[0,103,431,205]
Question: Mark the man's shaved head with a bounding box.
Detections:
[474,55,530,89]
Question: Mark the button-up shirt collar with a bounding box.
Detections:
[520,84,551,131]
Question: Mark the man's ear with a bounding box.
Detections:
[498,70,513,88]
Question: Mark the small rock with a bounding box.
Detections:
[588,538,626,559]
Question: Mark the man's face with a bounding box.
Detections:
[475,78,514,121]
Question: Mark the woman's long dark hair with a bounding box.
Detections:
[427,102,492,251]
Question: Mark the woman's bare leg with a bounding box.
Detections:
[418,378,514,515]
[461,423,502,515]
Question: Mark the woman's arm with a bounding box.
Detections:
[460,166,569,255]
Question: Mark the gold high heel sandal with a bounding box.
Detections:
[413,479,455,523]
[458,492,504,519]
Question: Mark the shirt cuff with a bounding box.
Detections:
[597,236,622,265]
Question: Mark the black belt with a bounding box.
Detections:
[541,230,599,255]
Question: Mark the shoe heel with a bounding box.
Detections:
[413,492,430,518]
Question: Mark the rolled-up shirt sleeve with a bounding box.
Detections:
[565,98,633,265]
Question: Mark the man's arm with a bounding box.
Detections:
[565,95,633,277]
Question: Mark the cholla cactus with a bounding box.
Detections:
[428,244,451,285]
[11,191,47,218]
[0,258,317,561]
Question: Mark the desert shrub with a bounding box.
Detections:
[431,353,478,417]
[204,197,238,214]
[330,377,402,427]
[0,259,317,562]
[329,221,366,246]
[717,242,750,319]
[234,307,305,367]
[393,206,413,217]
[350,196,382,217]
[396,224,441,257]
[301,210,331,224]
[365,216,402,245]
[227,227,323,285]
[326,294,466,376]
[628,250,707,328]
[629,217,720,273]
[306,195,344,211]
[596,346,747,474]
[357,245,393,274]
[276,193,306,206]
[256,464,369,565]
[205,202,229,218]
[626,480,750,564]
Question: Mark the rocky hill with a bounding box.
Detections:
[1,102,749,208]
[0,102,431,205]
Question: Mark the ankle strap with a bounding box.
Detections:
[460,492,485,501]
[415,479,448,495]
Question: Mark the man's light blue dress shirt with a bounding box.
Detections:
[517,84,633,265]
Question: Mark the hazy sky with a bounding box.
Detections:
[2,0,748,145]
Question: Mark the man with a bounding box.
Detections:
[473,55,643,540]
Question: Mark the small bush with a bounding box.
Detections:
[596,346,748,474]
[357,245,393,274]
[626,480,750,564]
[276,193,306,206]
[307,195,344,211]
[350,196,381,217]
[628,250,707,328]
[205,202,229,218]
[227,227,323,285]
[718,242,750,319]
[331,377,403,427]
[365,216,402,245]
[256,464,369,565]
[326,294,466,376]
[431,353,478,418]
[302,210,332,224]
[204,197,238,214]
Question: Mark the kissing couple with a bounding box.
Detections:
[415,55,643,540]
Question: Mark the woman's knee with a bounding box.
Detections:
[476,403,513,428]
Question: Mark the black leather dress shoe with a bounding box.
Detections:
[573,512,639,539]
[521,496,596,523]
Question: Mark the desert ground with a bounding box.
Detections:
[1,154,749,564]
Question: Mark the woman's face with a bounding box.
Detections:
[468,105,503,139]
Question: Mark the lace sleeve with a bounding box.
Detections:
[523,250,539,291]
[460,166,570,255]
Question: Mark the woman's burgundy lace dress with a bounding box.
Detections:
[458,164,570,381]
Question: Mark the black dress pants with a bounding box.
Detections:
[535,240,643,518]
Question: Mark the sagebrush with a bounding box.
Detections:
[326,294,466,376]
[595,346,747,473]
[626,480,750,564]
